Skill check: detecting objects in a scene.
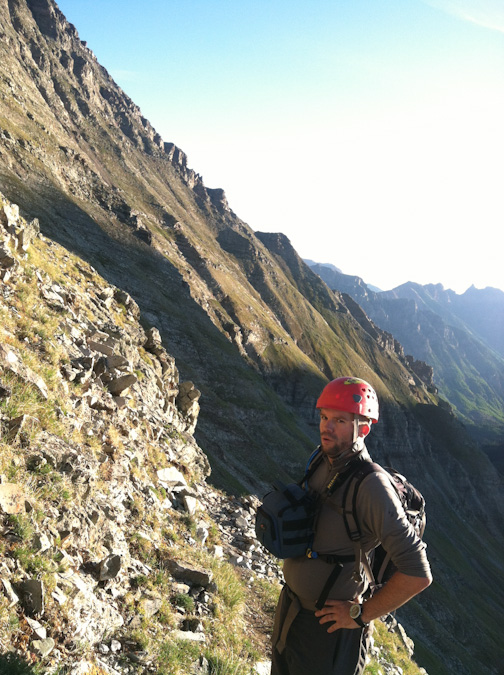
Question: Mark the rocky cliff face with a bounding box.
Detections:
[0,2,503,674]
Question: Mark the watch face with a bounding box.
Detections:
[349,604,361,619]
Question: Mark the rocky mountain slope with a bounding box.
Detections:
[0,0,447,494]
[0,2,503,673]
[0,193,428,675]
[308,263,504,453]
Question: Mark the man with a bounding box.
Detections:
[271,376,432,675]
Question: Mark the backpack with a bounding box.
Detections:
[341,462,426,588]
[255,450,426,608]
[254,481,319,559]
[254,449,357,559]
[254,449,324,559]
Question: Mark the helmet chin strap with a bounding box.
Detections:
[353,417,359,443]
[352,417,368,452]
[352,417,363,452]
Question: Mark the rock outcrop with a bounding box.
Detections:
[0,191,275,672]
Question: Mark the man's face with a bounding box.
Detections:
[319,408,354,457]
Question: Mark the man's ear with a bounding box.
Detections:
[359,423,370,437]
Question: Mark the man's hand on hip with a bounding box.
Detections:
[315,600,359,632]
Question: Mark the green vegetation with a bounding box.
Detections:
[365,620,428,675]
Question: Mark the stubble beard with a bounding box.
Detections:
[320,437,353,458]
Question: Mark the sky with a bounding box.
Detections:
[55,0,504,294]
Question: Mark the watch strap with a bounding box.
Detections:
[350,602,369,628]
[353,613,368,628]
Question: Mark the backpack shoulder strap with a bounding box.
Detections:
[341,461,383,542]
[341,461,386,590]
[300,447,323,489]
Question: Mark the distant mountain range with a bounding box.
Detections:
[306,262,504,467]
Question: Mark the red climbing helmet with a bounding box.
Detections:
[316,377,379,423]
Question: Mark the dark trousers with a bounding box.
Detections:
[271,589,370,675]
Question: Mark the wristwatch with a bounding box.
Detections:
[349,602,369,628]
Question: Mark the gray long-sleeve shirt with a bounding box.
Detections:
[283,451,431,611]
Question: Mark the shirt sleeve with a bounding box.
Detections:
[357,470,432,579]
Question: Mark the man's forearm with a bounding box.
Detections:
[361,570,432,624]
[315,570,432,632]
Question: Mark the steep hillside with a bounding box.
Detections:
[0,0,437,494]
[0,195,276,674]
[0,2,503,673]
[0,193,432,675]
